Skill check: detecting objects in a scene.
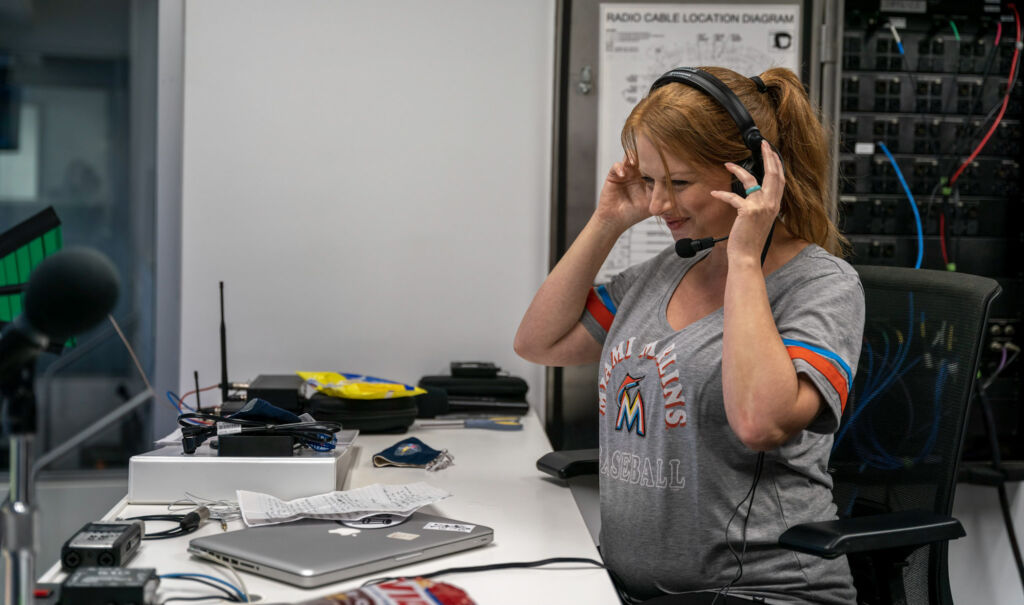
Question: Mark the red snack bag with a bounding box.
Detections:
[287,577,476,605]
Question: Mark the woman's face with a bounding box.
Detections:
[635,134,735,241]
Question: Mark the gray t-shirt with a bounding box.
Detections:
[581,243,864,604]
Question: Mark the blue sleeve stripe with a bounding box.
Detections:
[595,284,617,315]
[782,338,853,391]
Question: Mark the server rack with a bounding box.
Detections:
[835,0,1023,464]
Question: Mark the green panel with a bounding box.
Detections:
[9,292,21,315]
[43,230,59,255]
[16,247,30,281]
[0,260,8,321]
[4,256,17,286]
[55,226,62,249]
[28,237,44,269]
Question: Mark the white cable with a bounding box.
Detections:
[109,314,154,393]
[169,493,242,529]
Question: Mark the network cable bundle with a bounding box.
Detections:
[837,0,1023,459]
[175,401,343,458]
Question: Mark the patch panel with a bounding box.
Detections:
[840,72,1010,115]
[840,196,1012,238]
[840,9,1023,438]
[871,116,901,150]
[912,118,942,153]
[839,155,1018,197]
[846,236,1017,275]
[838,115,1021,160]
[914,77,944,113]
[957,36,991,73]
[844,26,1007,77]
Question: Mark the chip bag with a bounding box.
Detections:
[284,577,476,605]
[298,371,427,400]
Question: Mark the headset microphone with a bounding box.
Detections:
[675,236,729,258]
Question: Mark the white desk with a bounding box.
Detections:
[41,411,620,604]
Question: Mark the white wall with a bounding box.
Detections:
[178,1,554,417]
[950,484,1024,603]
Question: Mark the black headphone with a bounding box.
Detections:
[648,67,779,262]
[648,67,775,197]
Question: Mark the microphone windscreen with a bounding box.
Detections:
[675,238,697,258]
[23,247,120,341]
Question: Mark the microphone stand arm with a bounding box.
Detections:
[1,365,39,605]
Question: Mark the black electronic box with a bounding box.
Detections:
[61,567,159,605]
[61,520,144,570]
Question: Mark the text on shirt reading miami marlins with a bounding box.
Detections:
[600,337,687,429]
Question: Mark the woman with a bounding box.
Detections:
[514,66,864,604]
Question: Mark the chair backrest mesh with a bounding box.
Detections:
[831,265,999,605]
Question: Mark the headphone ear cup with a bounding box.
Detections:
[732,158,762,196]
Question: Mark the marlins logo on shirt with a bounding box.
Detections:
[615,374,646,436]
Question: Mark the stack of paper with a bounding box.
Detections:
[237,482,451,527]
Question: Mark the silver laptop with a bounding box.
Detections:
[188,512,494,588]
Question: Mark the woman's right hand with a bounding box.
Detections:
[594,156,651,231]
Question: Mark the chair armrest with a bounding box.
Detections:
[778,509,965,559]
[536,449,599,479]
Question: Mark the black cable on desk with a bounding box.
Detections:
[362,556,606,586]
[177,413,342,454]
[126,506,210,540]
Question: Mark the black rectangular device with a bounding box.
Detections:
[216,433,295,456]
[61,567,159,605]
[246,374,305,413]
[450,361,500,378]
[61,520,144,570]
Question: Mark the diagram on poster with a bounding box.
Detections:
[596,3,800,282]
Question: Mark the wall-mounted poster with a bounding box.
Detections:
[596,3,801,281]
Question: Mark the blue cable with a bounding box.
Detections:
[861,339,876,395]
[167,390,209,426]
[835,293,917,451]
[160,573,246,602]
[921,360,948,460]
[166,391,185,413]
[877,141,923,269]
[861,293,916,403]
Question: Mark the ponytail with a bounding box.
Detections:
[758,68,849,257]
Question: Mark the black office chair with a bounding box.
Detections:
[538,265,1001,605]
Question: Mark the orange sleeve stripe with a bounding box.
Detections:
[586,288,615,332]
[787,346,849,412]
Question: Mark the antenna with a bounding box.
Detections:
[194,370,202,412]
[219,281,229,403]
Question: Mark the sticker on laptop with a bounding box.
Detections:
[386,532,420,541]
[328,527,361,537]
[423,522,476,533]
[342,513,409,529]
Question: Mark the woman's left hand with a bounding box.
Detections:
[710,140,784,263]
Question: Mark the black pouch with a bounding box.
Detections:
[417,375,528,398]
[305,392,417,433]
[417,375,529,415]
